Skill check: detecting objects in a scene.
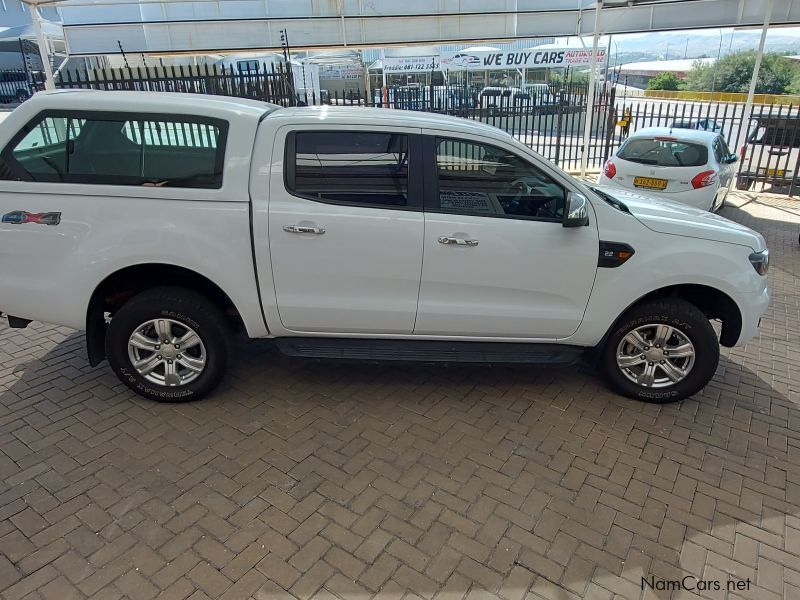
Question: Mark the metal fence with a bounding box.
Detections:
[54,63,297,106]
[0,69,37,103]
[2,64,799,192]
[299,82,617,171]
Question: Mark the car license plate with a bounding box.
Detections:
[766,168,786,177]
[633,176,667,190]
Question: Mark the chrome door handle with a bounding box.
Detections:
[284,225,326,234]
[438,236,478,246]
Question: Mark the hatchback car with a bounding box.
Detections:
[598,127,738,211]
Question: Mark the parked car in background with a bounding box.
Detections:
[0,71,32,104]
[0,91,769,404]
[736,114,800,191]
[520,83,554,105]
[598,127,738,211]
[671,117,723,133]
[478,86,522,112]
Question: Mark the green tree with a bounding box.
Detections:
[685,51,796,94]
[789,68,800,95]
[646,72,683,90]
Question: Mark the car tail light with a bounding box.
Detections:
[603,160,617,179]
[691,170,717,189]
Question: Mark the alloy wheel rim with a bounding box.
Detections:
[616,323,695,389]
[127,318,206,387]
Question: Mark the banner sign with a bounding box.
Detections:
[382,56,440,73]
[440,48,607,71]
[319,65,364,80]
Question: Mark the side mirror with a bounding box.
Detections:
[563,192,590,228]
[725,154,738,164]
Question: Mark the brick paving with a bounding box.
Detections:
[1,190,799,600]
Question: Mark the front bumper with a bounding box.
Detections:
[736,286,770,346]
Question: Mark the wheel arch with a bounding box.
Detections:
[86,263,245,366]
[595,283,743,353]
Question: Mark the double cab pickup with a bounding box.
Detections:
[0,90,769,403]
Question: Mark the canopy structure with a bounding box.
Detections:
[18,0,796,56]
[20,0,791,175]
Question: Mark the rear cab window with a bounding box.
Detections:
[617,137,708,167]
[1,111,228,188]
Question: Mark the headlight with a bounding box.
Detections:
[749,250,769,276]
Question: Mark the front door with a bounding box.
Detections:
[415,135,598,338]
[268,127,424,334]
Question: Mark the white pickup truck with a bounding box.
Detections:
[0,90,769,403]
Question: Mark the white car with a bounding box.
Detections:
[0,90,769,404]
[598,127,738,211]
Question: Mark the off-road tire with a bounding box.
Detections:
[601,299,719,403]
[106,286,231,402]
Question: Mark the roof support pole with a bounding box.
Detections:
[580,0,602,176]
[743,0,772,117]
[727,0,772,195]
[25,1,55,90]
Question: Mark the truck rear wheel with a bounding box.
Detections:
[106,287,230,402]
[600,299,719,403]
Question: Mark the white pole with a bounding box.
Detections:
[743,0,772,114]
[580,0,602,176]
[381,49,387,87]
[729,0,772,194]
[26,2,55,90]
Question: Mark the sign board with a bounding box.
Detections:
[382,56,439,73]
[319,65,365,80]
[440,48,607,71]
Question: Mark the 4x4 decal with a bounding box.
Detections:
[2,211,61,226]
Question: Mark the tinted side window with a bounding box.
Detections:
[289,131,409,207]
[434,138,565,221]
[712,139,723,163]
[3,112,226,188]
[9,117,70,181]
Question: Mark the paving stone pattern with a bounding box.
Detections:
[1,191,799,599]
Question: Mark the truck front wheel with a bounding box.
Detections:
[601,299,720,403]
[106,287,230,402]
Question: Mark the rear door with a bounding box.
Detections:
[267,126,425,334]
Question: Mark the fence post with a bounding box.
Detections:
[554,99,563,167]
[603,86,617,163]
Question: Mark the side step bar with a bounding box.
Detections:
[275,338,584,365]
